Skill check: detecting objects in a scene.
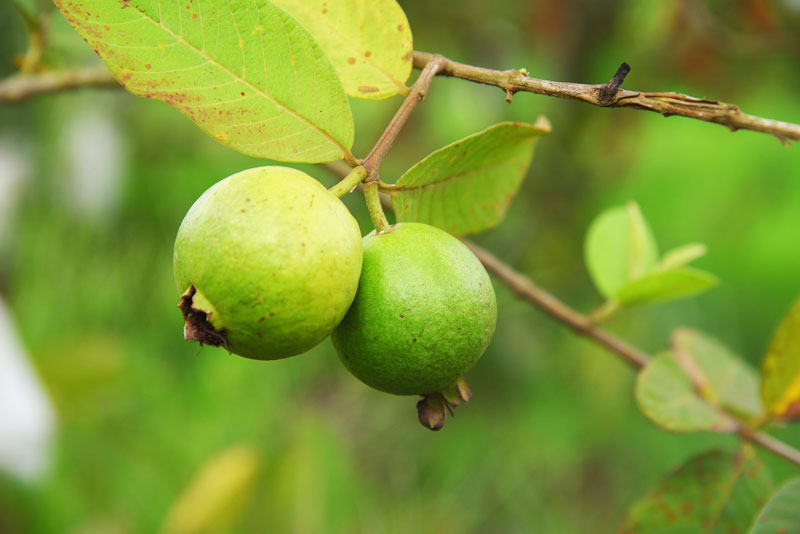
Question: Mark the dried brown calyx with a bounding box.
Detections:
[178,286,228,349]
[416,377,472,431]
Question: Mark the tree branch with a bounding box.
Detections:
[413,51,800,144]
[362,55,446,175]
[5,53,799,147]
[6,45,800,468]
[464,241,651,369]
[0,65,117,103]
[739,426,800,468]
[464,240,800,469]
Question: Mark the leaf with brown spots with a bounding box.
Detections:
[621,447,773,534]
[390,118,551,236]
[53,0,354,163]
[750,477,800,534]
[636,329,763,434]
[761,296,800,420]
[271,0,413,100]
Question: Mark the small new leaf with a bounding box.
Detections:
[761,296,800,420]
[585,202,659,298]
[615,267,718,306]
[656,243,707,271]
[585,204,716,312]
[391,119,551,236]
[750,477,800,534]
[621,448,772,534]
[270,0,413,100]
[53,0,354,163]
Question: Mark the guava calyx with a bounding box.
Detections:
[416,377,472,431]
[178,286,228,350]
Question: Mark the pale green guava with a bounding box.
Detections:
[331,223,497,395]
[173,166,363,360]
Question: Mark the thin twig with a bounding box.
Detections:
[325,159,800,468]
[465,240,800,468]
[6,43,800,467]
[464,241,651,369]
[739,426,800,467]
[5,53,799,146]
[356,55,446,231]
[0,65,117,103]
[362,55,446,175]
[413,51,800,144]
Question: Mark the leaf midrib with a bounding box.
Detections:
[83,0,350,157]
[703,449,753,533]
[277,0,408,93]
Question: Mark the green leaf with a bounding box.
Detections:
[270,0,412,100]
[761,296,800,420]
[637,352,737,434]
[672,328,764,418]
[390,119,551,236]
[162,444,261,534]
[750,477,800,534]
[54,0,354,163]
[585,202,659,298]
[616,267,718,305]
[657,243,707,271]
[636,328,762,433]
[621,447,773,534]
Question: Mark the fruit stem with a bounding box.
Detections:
[363,180,389,232]
[328,165,367,198]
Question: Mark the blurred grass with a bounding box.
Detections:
[1,0,799,532]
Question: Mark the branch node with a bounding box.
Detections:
[505,88,515,103]
[597,62,631,105]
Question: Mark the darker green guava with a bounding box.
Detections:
[331,223,497,395]
[173,166,363,360]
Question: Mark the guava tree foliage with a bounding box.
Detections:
[28,0,800,530]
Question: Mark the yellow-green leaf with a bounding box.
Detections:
[54,0,354,163]
[390,119,551,236]
[621,447,772,534]
[270,0,413,100]
[761,296,800,419]
[162,444,261,534]
[585,202,659,298]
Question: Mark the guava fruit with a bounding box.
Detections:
[173,166,363,360]
[331,222,497,396]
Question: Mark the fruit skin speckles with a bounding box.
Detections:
[331,223,497,395]
[173,166,363,360]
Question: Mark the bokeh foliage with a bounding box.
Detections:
[1,0,799,532]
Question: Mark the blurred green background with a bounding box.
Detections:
[1,0,799,532]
